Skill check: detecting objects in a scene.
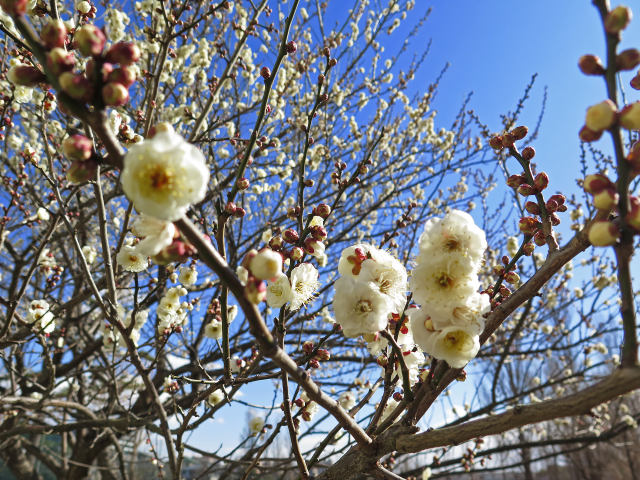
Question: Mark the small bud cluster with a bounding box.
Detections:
[62,134,99,184]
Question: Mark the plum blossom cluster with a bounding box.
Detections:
[332,244,408,338]
[407,210,489,368]
[27,299,56,334]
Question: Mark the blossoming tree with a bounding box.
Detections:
[0,0,639,479]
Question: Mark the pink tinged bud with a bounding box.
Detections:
[283,229,299,244]
[316,349,330,361]
[511,125,528,140]
[66,158,98,184]
[592,188,619,211]
[328,58,338,68]
[545,199,558,212]
[605,6,633,34]
[376,356,388,367]
[62,134,92,161]
[628,142,640,173]
[501,133,516,148]
[74,24,106,57]
[517,183,536,196]
[506,174,526,188]
[107,66,137,87]
[504,271,520,284]
[631,74,640,91]
[309,225,327,241]
[550,213,561,226]
[549,194,566,206]
[0,0,28,15]
[617,49,640,71]
[585,100,617,131]
[236,177,250,190]
[588,220,620,246]
[393,392,403,402]
[578,54,606,75]
[46,48,75,76]
[302,341,314,354]
[314,203,331,218]
[105,42,141,66]
[492,265,505,276]
[224,202,236,214]
[290,246,304,261]
[286,40,297,54]
[533,230,546,246]
[41,19,67,49]
[533,172,549,191]
[579,125,604,142]
[269,236,283,249]
[627,197,640,230]
[234,207,246,218]
[152,239,193,264]
[260,66,271,80]
[489,135,503,150]
[619,102,640,130]
[583,173,614,194]
[249,248,282,281]
[7,65,46,87]
[102,82,129,106]
[518,217,540,235]
[521,146,535,161]
[59,72,93,101]
[245,279,267,304]
[523,242,535,255]
[525,201,540,215]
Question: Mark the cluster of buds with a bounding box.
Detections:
[224,201,246,218]
[518,194,566,245]
[581,99,640,141]
[63,134,99,184]
[489,125,529,151]
[35,15,140,107]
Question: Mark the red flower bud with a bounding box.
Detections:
[533,230,546,246]
[501,133,516,148]
[7,65,46,87]
[310,225,327,241]
[314,203,331,218]
[517,183,536,196]
[534,172,549,191]
[631,74,640,91]
[268,235,283,249]
[545,199,558,212]
[549,213,561,226]
[511,125,528,140]
[234,207,246,218]
[107,66,137,87]
[286,40,297,54]
[521,146,535,161]
[46,47,75,76]
[236,177,250,190]
[41,19,67,49]
[260,66,271,80]
[62,134,92,161]
[66,157,98,184]
[309,359,320,369]
[525,201,540,215]
[579,125,604,142]
[522,242,535,255]
[102,82,129,106]
[489,136,503,150]
[548,194,566,205]
[605,6,632,34]
[518,217,540,235]
[507,174,526,188]
[392,392,403,402]
[105,42,141,66]
[583,173,614,194]
[290,246,304,261]
[617,49,640,72]
[493,265,505,276]
[302,341,314,354]
[283,229,299,244]
[59,72,93,101]
[245,279,267,304]
[504,271,520,284]
[316,349,330,361]
[74,24,106,57]
[0,0,28,15]
[224,201,236,214]
[578,54,606,75]
[328,58,337,68]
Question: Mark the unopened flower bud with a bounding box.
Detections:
[314,203,331,218]
[511,125,528,140]
[328,58,337,68]
[626,197,640,230]
[66,157,98,184]
[593,188,619,211]
[290,246,304,261]
[533,230,546,246]
[234,207,246,218]
[583,173,614,194]
[76,0,90,13]
[302,341,314,354]
[152,239,194,265]
[107,66,137,87]
[102,82,129,106]
[550,213,561,226]
[0,0,28,15]
[507,174,526,188]
[47,47,75,76]
[59,72,93,101]
[62,134,92,161]
[605,6,632,34]
[392,392,403,402]
[105,42,141,66]
[501,133,516,148]
[236,177,250,190]
[74,24,106,57]
[41,19,67,49]
[376,355,388,367]
[631,74,640,91]
[269,235,283,249]
[504,271,520,284]
[249,248,282,280]
[7,65,46,87]
[489,135,503,150]
[309,225,327,241]
[585,100,617,131]
[534,172,549,191]
[517,183,536,196]
[579,125,604,142]
[521,146,535,161]
[245,279,267,304]
[316,348,330,361]
[578,54,606,75]
[518,217,540,235]
[628,141,640,171]
[617,49,640,71]
[283,229,299,244]
[620,102,640,130]
[525,201,540,215]
[493,265,505,276]
[588,220,620,246]
[260,66,271,80]
[523,242,535,255]
[286,40,297,54]
[545,199,558,212]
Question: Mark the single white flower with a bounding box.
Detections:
[338,391,356,410]
[301,401,319,421]
[116,245,148,272]
[333,277,391,338]
[416,325,480,369]
[249,416,264,436]
[208,389,225,406]
[82,245,97,265]
[359,253,407,313]
[266,272,293,308]
[132,214,176,256]
[290,263,319,310]
[28,300,55,334]
[204,318,223,339]
[231,355,245,373]
[121,123,209,221]
[337,243,372,278]
[37,207,50,221]
[418,210,486,265]
[249,248,282,280]
[178,266,198,286]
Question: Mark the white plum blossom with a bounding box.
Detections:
[333,277,391,338]
[204,319,222,339]
[337,243,373,279]
[131,214,176,256]
[418,210,486,265]
[116,245,148,272]
[266,272,293,309]
[416,325,480,369]
[249,416,264,436]
[28,300,55,334]
[178,267,198,286]
[121,123,209,221]
[289,263,319,310]
[231,356,246,373]
[359,251,407,313]
[208,389,225,406]
[338,391,356,410]
[82,245,97,265]
[249,248,282,280]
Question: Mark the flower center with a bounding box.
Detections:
[355,299,373,314]
[436,272,454,289]
[443,233,461,251]
[443,330,472,353]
